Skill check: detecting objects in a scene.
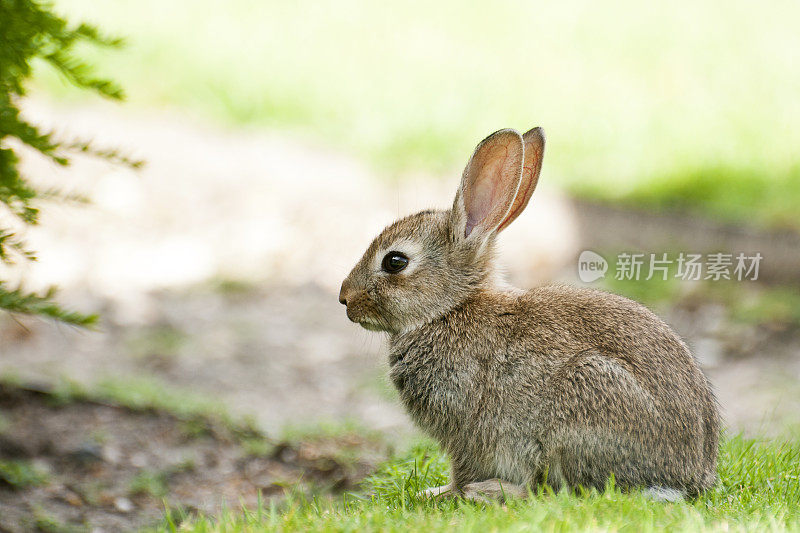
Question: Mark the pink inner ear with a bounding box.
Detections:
[464,174,497,237]
[459,129,524,238]
[496,165,533,232]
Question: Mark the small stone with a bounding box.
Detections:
[64,490,83,507]
[102,444,122,464]
[68,443,104,465]
[114,497,134,513]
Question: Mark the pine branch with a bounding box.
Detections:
[44,49,125,100]
[0,282,97,327]
[61,138,145,169]
[0,228,35,263]
[0,148,41,224]
[0,0,135,326]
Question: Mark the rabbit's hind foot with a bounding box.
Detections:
[461,479,528,503]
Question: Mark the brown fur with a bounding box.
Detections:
[339,127,719,499]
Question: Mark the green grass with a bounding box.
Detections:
[159,434,800,532]
[0,459,49,489]
[36,0,800,230]
[0,374,257,437]
[129,470,170,499]
[52,376,223,416]
[124,324,189,359]
[48,376,262,441]
[29,507,80,533]
[605,164,800,232]
[728,288,800,329]
[279,419,386,446]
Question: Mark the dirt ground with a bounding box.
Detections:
[0,382,383,532]
[1,99,799,531]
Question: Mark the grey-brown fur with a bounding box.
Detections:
[339,127,719,499]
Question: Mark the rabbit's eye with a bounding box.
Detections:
[381,251,409,274]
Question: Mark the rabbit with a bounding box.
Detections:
[338,127,719,502]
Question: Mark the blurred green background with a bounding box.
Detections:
[39,0,800,230]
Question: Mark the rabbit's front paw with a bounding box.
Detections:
[420,484,453,500]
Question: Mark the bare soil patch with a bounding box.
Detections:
[0,382,384,532]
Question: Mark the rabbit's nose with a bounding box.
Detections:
[338,280,351,305]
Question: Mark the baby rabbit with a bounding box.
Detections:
[339,127,719,502]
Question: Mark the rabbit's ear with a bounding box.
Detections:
[451,129,524,241]
[496,127,545,232]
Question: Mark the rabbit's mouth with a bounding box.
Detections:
[358,320,384,332]
[342,291,392,332]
